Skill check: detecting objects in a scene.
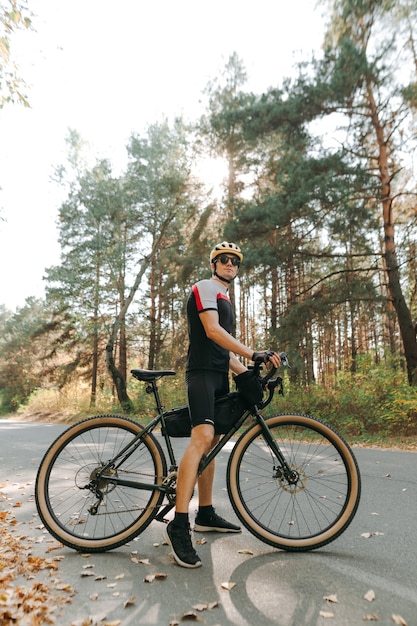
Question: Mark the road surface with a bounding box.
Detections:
[0,420,416,625]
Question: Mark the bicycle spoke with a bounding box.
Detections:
[36,416,166,551]
[227,414,360,551]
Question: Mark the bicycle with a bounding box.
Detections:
[35,353,361,553]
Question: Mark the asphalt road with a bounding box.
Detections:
[1,419,416,626]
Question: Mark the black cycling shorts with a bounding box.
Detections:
[186,370,229,429]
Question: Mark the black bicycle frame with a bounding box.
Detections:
[198,405,294,478]
[92,363,295,497]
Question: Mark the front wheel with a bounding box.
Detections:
[227,413,361,551]
[35,415,167,552]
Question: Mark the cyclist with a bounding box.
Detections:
[164,241,281,568]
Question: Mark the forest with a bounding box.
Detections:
[1,0,417,440]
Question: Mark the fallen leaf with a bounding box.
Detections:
[320,610,335,618]
[46,543,64,552]
[363,614,379,621]
[90,593,99,600]
[144,572,168,583]
[238,549,254,555]
[114,573,125,580]
[323,594,338,603]
[179,611,204,621]
[55,582,73,591]
[190,600,218,611]
[392,615,408,625]
[0,502,77,626]
[124,596,136,608]
[196,537,207,545]
[131,556,150,565]
[221,581,236,591]
[364,590,376,602]
[210,601,219,609]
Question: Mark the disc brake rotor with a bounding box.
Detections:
[276,464,307,493]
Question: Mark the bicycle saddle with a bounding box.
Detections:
[131,368,176,382]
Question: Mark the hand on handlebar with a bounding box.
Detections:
[252,350,281,368]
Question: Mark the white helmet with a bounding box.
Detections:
[209,241,243,264]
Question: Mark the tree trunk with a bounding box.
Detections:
[156,269,164,367]
[118,307,127,381]
[106,260,149,412]
[90,311,99,408]
[105,217,175,410]
[90,256,101,408]
[148,255,157,370]
[118,227,128,382]
[366,77,417,384]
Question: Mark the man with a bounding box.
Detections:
[164,241,281,568]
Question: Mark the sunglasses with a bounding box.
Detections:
[216,254,240,267]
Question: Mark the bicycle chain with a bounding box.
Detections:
[79,469,176,517]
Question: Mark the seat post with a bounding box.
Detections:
[150,379,165,415]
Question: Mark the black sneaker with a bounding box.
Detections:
[164,521,202,568]
[194,509,241,533]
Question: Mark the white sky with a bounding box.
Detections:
[0,0,326,310]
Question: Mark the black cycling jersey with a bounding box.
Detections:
[186,278,234,373]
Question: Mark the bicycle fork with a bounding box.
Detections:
[197,408,300,488]
[253,408,300,486]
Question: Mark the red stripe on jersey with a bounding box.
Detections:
[192,284,204,312]
[217,293,231,303]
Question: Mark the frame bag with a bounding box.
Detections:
[163,405,191,437]
[163,392,246,438]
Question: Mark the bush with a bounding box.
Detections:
[18,383,119,420]
[16,372,188,423]
[264,358,417,437]
[13,359,417,437]
[381,383,417,435]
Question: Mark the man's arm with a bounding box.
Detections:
[199,310,281,370]
[229,352,247,375]
[199,310,253,361]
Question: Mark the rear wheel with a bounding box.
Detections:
[227,413,361,551]
[35,415,166,552]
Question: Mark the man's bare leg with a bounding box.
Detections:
[175,424,215,512]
